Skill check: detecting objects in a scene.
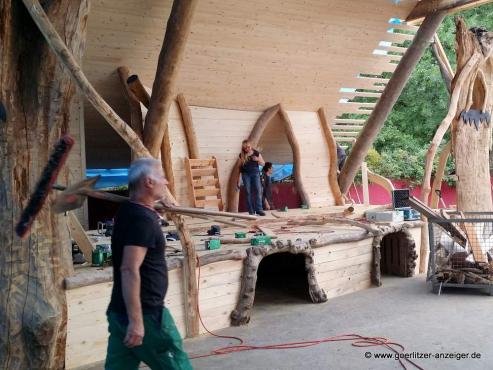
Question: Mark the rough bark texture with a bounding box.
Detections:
[143,0,198,157]
[230,240,328,326]
[117,66,144,142]
[338,11,446,195]
[452,18,493,212]
[0,0,88,368]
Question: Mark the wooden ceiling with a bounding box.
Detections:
[82,0,419,167]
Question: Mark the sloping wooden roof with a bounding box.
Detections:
[82,0,419,167]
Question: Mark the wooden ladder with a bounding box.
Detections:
[185,157,224,210]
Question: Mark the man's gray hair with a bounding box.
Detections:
[128,157,162,192]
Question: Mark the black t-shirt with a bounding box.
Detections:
[107,202,167,315]
[240,149,260,174]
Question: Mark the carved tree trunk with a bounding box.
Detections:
[452,18,493,212]
[0,1,88,368]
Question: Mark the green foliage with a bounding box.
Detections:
[362,4,493,184]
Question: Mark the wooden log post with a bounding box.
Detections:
[338,11,446,195]
[1,0,89,367]
[452,18,493,212]
[177,93,199,159]
[317,107,344,205]
[117,66,144,145]
[430,141,452,208]
[127,75,151,109]
[230,241,327,326]
[278,106,310,208]
[226,105,280,212]
[143,0,198,157]
[431,34,454,94]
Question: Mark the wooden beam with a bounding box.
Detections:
[117,67,144,142]
[67,212,93,261]
[406,0,493,24]
[430,141,451,208]
[338,11,446,195]
[278,106,310,208]
[143,0,199,157]
[176,93,199,159]
[21,0,150,158]
[317,107,344,206]
[430,34,454,93]
[127,74,150,109]
[361,162,370,206]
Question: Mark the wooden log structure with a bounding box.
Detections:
[338,11,447,195]
[176,93,199,159]
[143,0,198,157]
[127,74,151,109]
[278,106,310,208]
[317,107,344,206]
[230,240,328,326]
[230,221,420,326]
[1,0,89,367]
[117,66,144,142]
[452,18,493,212]
[430,141,452,208]
[22,0,203,337]
[431,34,454,94]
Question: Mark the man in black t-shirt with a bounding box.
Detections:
[105,158,192,370]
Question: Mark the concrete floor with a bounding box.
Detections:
[184,275,493,370]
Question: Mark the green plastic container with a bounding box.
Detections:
[250,235,272,246]
[235,232,246,239]
[92,250,104,267]
[205,238,221,250]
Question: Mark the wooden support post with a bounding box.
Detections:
[117,66,144,142]
[361,162,370,206]
[431,34,454,93]
[161,125,176,196]
[177,93,199,159]
[143,0,199,157]
[278,106,310,208]
[317,108,344,205]
[338,11,446,195]
[67,212,94,261]
[127,75,150,109]
[430,141,451,208]
[2,0,88,367]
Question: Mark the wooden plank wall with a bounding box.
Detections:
[66,260,242,369]
[82,0,417,168]
[313,238,374,299]
[169,105,335,208]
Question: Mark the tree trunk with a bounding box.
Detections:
[0,1,88,368]
[452,18,493,212]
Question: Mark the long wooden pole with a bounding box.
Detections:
[143,0,198,157]
[117,66,144,142]
[338,11,446,195]
[177,93,200,158]
[317,107,344,205]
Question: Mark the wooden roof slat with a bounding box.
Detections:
[406,0,493,24]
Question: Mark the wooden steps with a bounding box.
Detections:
[185,157,224,211]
